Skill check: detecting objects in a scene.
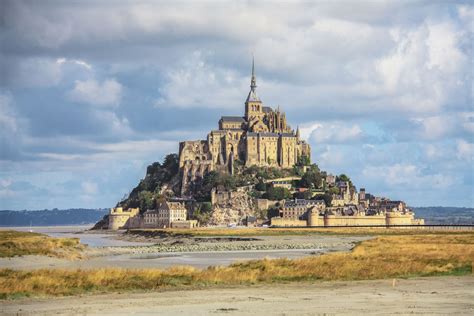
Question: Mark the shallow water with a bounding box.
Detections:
[2,225,154,247]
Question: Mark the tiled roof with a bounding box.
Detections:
[220,116,245,122]
[284,199,322,207]
[259,132,279,137]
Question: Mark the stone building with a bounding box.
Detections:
[179,58,311,196]
[280,199,325,219]
[143,201,187,229]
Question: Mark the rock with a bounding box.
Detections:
[209,191,256,225]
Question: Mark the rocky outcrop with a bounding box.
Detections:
[209,191,256,225]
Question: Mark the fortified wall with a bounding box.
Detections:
[272,210,425,227]
[108,207,140,230]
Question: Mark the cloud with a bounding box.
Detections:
[374,19,468,113]
[0,93,27,160]
[305,122,364,144]
[155,51,246,109]
[1,57,62,87]
[362,163,456,190]
[68,78,123,107]
[56,58,92,70]
[456,139,474,161]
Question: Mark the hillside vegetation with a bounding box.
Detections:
[1,232,472,298]
[0,231,86,259]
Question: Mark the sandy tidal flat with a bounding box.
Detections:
[1,276,473,315]
[0,235,369,270]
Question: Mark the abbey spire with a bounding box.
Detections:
[250,56,257,92]
[246,56,261,103]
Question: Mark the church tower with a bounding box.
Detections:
[245,57,263,121]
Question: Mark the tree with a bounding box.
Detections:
[328,186,340,195]
[138,191,155,211]
[293,190,312,200]
[267,206,281,219]
[162,153,179,180]
[300,168,323,189]
[313,193,332,207]
[263,187,292,200]
[255,180,267,191]
[296,155,311,166]
[200,202,213,213]
[336,174,350,182]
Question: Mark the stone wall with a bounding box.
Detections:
[171,220,199,228]
[324,215,386,226]
[272,211,425,227]
[270,217,307,227]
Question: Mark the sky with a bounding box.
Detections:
[0,0,473,210]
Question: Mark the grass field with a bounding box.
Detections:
[1,232,472,299]
[0,230,86,259]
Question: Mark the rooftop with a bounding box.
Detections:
[220,116,245,123]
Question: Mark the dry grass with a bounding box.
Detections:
[0,230,86,259]
[1,233,472,299]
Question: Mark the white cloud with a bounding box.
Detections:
[307,122,363,144]
[374,19,468,113]
[69,78,123,107]
[456,139,474,161]
[155,51,246,109]
[56,58,92,70]
[362,163,456,189]
[407,112,474,141]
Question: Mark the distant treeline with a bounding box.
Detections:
[0,209,109,227]
[412,207,474,225]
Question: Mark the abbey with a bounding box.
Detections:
[179,59,311,195]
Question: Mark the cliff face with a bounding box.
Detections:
[209,191,256,225]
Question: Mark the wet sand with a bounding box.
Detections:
[2,276,473,315]
[0,235,368,270]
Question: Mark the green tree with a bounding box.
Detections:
[313,193,333,207]
[255,180,267,191]
[264,187,292,200]
[336,174,350,182]
[267,206,281,219]
[296,155,311,166]
[162,153,179,180]
[200,202,213,213]
[300,168,323,189]
[293,190,312,200]
[138,191,155,211]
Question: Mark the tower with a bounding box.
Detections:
[245,57,263,121]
